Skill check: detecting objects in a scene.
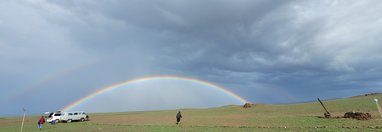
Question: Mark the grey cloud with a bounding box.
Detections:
[1,0,382,115]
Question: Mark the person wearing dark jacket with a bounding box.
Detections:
[176,111,182,124]
[37,116,46,130]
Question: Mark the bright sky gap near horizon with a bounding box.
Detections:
[1,0,382,116]
[61,76,248,113]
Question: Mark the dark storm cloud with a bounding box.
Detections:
[1,0,382,115]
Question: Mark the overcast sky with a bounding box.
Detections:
[1,0,382,115]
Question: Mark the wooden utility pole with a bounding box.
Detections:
[317,98,331,118]
[374,98,382,118]
[20,108,26,132]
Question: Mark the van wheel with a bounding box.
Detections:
[67,119,72,123]
[80,118,85,122]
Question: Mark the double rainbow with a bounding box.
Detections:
[61,76,249,111]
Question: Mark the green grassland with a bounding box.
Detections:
[2,94,382,131]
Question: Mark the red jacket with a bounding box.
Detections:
[38,116,45,124]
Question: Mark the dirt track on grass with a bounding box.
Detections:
[89,111,252,126]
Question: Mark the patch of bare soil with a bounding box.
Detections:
[344,112,371,120]
[0,118,23,126]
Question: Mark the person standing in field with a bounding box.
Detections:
[176,111,182,125]
[37,116,46,130]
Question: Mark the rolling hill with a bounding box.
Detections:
[1,93,382,131]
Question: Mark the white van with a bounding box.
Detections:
[60,111,88,123]
[47,111,88,123]
[46,111,62,123]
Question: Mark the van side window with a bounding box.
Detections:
[69,113,73,116]
[74,113,78,115]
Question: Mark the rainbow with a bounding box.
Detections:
[61,76,249,111]
[0,60,97,103]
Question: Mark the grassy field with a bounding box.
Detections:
[2,94,382,131]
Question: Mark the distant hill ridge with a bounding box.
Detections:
[352,92,382,98]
